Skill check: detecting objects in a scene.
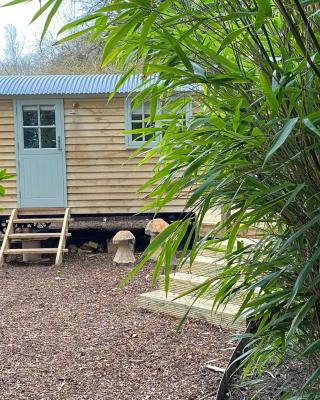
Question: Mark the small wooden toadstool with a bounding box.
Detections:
[145,218,169,261]
[112,230,136,264]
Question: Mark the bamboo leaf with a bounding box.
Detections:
[30,0,55,23]
[101,11,144,66]
[40,0,63,41]
[264,118,298,164]
[58,13,102,35]
[259,72,279,117]
[2,0,28,6]
[288,247,320,306]
[279,184,305,214]
[255,0,272,29]
[108,66,135,101]
[218,25,250,53]
[302,367,320,390]
[301,339,320,357]
[286,297,316,344]
[302,118,320,138]
[55,27,93,45]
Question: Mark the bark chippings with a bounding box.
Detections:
[0,253,233,400]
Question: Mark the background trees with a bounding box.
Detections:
[2,24,24,74]
[0,0,109,75]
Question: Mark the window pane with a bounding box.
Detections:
[143,102,151,114]
[132,133,143,141]
[145,121,155,128]
[132,122,143,130]
[132,114,143,121]
[128,100,158,147]
[41,128,56,148]
[145,133,155,141]
[24,128,39,149]
[131,102,151,116]
[23,106,38,126]
[40,106,55,126]
[131,103,143,115]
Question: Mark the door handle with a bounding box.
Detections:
[57,136,62,151]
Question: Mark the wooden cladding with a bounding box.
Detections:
[0,96,185,215]
[0,100,17,212]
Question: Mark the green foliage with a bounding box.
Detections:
[11,0,320,396]
[0,169,14,205]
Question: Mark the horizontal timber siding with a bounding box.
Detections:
[0,96,186,215]
[64,97,185,214]
[0,100,17,212]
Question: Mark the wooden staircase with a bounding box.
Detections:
[0,208,72,267]
[139,209,260,330]
[139,250,247,330]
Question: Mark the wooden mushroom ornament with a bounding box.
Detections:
[145,218,169,261]
[112,230,136,264]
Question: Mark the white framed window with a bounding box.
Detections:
[160,96,193,129]
[125,96,193,148]
[175,100,193,126]
[125,97,160,148]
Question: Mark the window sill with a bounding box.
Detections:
[126,141,158,150]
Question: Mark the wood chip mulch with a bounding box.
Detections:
[226,356,313,399]
[0,253,234,400]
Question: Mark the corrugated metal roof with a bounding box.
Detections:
[0,74,159,96]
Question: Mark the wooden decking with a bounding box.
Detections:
[0,208,72,266]
[139,248,247,330]
[139,209,259,330]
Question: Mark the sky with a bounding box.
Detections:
[0,1,74,56]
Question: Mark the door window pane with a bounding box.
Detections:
[40,106,55,126]
[41,128,56,148]
[24,128,39,149]
[23,106,38,126]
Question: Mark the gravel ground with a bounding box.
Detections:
[0,253,234,400]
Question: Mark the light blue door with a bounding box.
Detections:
[15,99,67,208]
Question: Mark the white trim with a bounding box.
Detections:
[185,101,193,124]
[124,96,161,149]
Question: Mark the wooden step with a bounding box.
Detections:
[9,233,71,240]
[199,223,216,237]
[185,238,260,263]
[4,248,68,255]
[8,218,66,224]
[159,272,244,306]
[179,255,226,275]
[139,290,246,330]
[199,249,225,257]
[1,208,71,266]
[0,209,17,267]
[160,272,208,294]
[18,208,66,215]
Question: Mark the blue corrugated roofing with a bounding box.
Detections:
[0,74,160,96]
